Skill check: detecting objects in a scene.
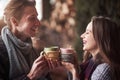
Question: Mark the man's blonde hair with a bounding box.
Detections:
[4,0,36,27]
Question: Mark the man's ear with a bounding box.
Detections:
[10,17,18,26]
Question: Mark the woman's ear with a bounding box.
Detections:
[10,17,18,26]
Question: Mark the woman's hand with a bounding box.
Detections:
[62,62,80,80]
[62,62,76,73]
[27,55,49,80]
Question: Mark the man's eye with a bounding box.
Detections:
[30,17,35,21]
[29,16,37,21]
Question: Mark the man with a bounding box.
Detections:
[0,0,50,79]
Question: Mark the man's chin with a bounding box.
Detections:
[30,33,36,37]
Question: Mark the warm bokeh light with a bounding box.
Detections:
[35,0,43,20]
[0,0,9,19]
[0,0,43,20]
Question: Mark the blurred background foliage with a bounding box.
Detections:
[75,0,120,61]
[0,0,120,61]
[38,0,120,61]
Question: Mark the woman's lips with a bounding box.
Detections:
[83,40,87,45]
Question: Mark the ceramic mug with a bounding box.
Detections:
[40,46,60,60]
[60,48,75,64]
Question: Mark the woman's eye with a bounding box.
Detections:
[85,31,89,34]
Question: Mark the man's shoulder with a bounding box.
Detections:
[0,36,5,49]
[0,36,8,57]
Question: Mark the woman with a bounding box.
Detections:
[0,0,52,80]
[63,16,120,80]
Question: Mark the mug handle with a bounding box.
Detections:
[40,51,45,56]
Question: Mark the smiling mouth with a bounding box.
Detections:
[83,40,87,44]
[32,26,38,32]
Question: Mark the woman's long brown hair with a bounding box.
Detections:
[92,16,120,80]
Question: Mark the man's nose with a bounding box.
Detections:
[35,19,41,26]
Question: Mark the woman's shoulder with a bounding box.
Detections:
[91,63,112,80]
[95,63,110,70]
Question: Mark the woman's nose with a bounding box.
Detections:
[80,33,84,39]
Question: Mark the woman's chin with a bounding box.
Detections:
[83,47,88,51]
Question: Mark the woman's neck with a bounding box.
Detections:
[90,48,100,60]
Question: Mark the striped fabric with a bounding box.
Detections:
[91,63,112,80]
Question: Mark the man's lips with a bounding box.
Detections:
[31,26,38,32]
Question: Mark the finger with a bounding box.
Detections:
[35,55,45,63]
[51,60,57,69]
[55,60,62,67]
[37,64,49,77]
[40,66,49,76]
[35,58,48,69]
[47,59,52,70]
[62,62,69,67]
[48,59,57,70]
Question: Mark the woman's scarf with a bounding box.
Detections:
[1,26,38,79]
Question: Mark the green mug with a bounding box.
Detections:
[40,46,60,60]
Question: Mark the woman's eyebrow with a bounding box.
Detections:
[86,29,92,32]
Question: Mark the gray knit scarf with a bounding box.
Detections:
[1,26,38,79]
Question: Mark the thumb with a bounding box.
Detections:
[35,55,45,62]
